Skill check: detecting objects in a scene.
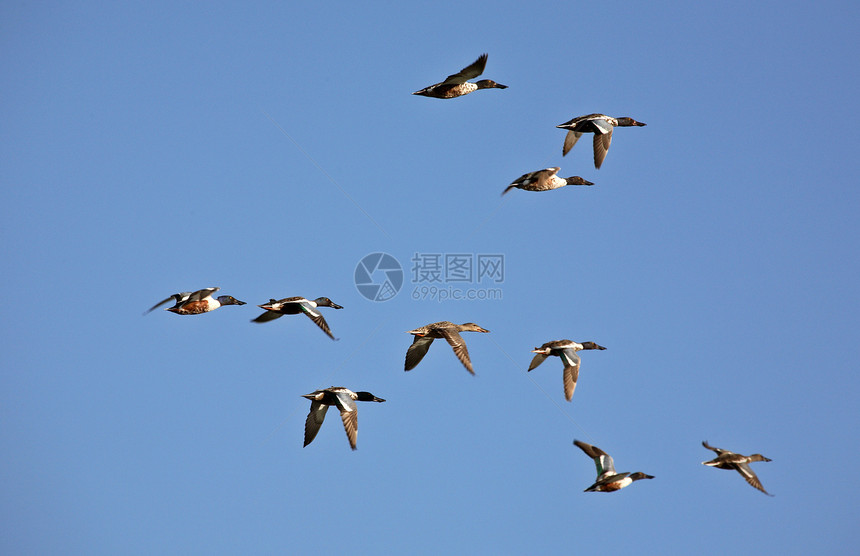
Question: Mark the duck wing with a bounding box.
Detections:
[340,411,358,450]
[441,53,488,85]
[303,401,329,447]
[562,131,582,156]
[440,329,475,374]
[592,128,613,169]
[504,169,550,194]
[735,462,772,496]
[144,292,188,314]
[702,440,729,456]
[333,391,359,450]
[502,183,519,195]
[574,440,616,476]
[506,170,537,191]
[299,301,337,340]
[527,352,549,371]
[405,336,435,371]
[595,451,616,477]
[588,472,631,492]
[558,348,582,402]
[187,287,219,302]
[251,310,284,323]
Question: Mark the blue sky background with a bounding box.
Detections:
[2,1,858,554]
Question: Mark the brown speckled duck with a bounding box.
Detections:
[503,167,593,195]
[702,441,773,496]
[405,321,490,374]
[412,53,507,99]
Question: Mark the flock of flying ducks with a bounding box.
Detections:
[145,54,773,496]
[411,53,647,193]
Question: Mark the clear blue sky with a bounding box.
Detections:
[2,1,858,554]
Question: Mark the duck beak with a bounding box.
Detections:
[331,303,343,309]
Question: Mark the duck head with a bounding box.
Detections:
[355,392,386,403]
[314,297,343,309]
[475,79,507,90]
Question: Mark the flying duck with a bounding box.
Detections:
[502,167,594,195]
[252,296,343,340]
[302,387,385,450]
[528,340,606,401]
[405,321,490,375]
[702,440,773,496]
[573,440,654,492]
[145,287,246,315]
[413,53,507,99]
[556,113,646,168]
